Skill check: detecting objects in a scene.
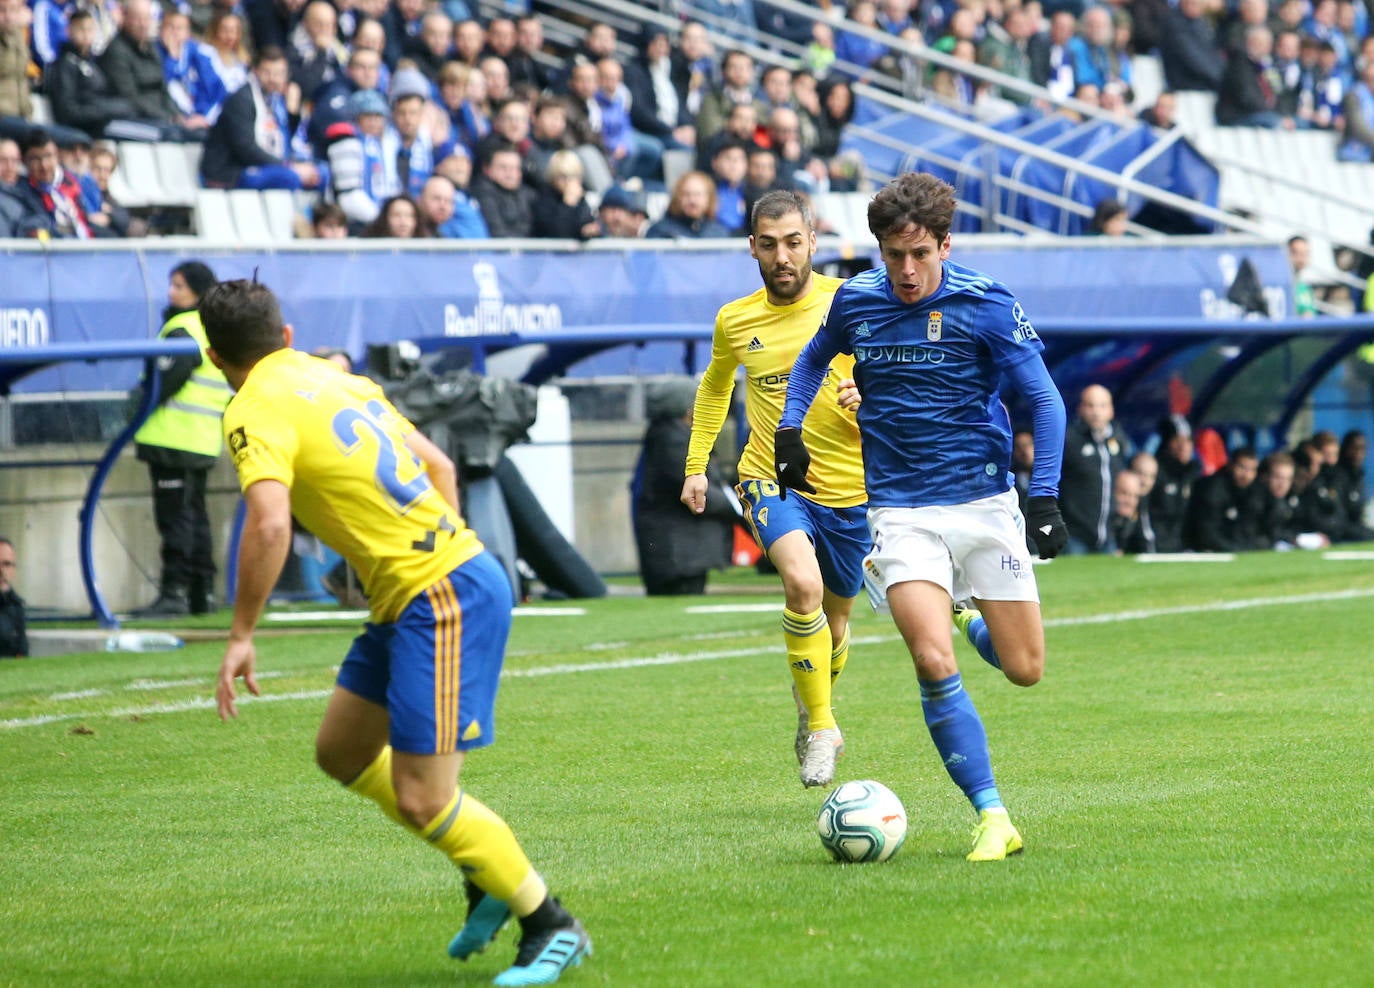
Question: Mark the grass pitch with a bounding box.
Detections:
[3,550,1373,987]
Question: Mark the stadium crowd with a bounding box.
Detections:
[1031,383,1373,555]
[2,0,1371,240]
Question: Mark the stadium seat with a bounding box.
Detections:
[194,188,236,241]
[644,190,669,223]
[661,148,694,192]
[117,141,171,207]
[152,142,198,207]
[261,189,296,241]
[30,93,53,126]
[227,189,272,242]
[1130,54,1165,110]
[1173,91,1218,137]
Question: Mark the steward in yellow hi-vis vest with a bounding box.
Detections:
[132,262,232,617]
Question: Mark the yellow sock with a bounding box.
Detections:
[783,606,834,732]
[346,745,404,825]
[830,626,850,685]
[420,790,539,910]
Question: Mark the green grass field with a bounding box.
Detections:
[4,550,1374,987]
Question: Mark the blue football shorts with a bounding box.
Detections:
[736,478,869,599]
[337,550,512,755]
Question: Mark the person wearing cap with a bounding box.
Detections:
[1150,414,1200,552]
[384,66,438,198]
[201,45,321,190]
[1059,383,1131,554]
[323,86,390,226]
[597,183,649,237]
[131,261,232,616]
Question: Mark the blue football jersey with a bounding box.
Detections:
[782,260,1046,509]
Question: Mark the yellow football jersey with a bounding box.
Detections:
[685,273,865,508]
[224,348,482,623]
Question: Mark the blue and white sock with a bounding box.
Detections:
[921,673,1003,812]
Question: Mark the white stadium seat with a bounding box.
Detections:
[227,189,272,242]
[194,188,236,241]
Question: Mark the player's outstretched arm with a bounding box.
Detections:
[681,473,709,514]
[217,479,292,720]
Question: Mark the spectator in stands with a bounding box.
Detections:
[1338,58,1374,160]
[479,54,513,106]
[351,18,391,89]
[693,0,758,44]
[1304,0,1351,71]
[708,137,749,234]
[410,10,453,83]
[597,182,649,238]
[244,0,308,54]
[381,0,425,68]
[0,0,34,144]
[16,130,106,238]
[482,16,516,63]
[647,169,730,238]
[624,24,697,154]
[791,69,823,140]
[160,11,227,130]
[201,46,321,190]
[0,537,26,658]
[432,149,488,234]
[1060,383,1130,553]
[813,76,855,160]
[420,169,487,238]
[1128,450,1159,550]
[309,46,382,156]
[931,38,985,109]
[743,144,780,217]
[288,1,347,104]
[696,49,763,157]
[1091,198,1129,235]
[804,20,838,78]
[469,142,536,237]
[980,5,1038,105]
[1222,0,1273,56]
[765,105,812,188]
[1140,89,1178,129]
[47,10,143,141]
[835,0,890,76]
[131,261,227,616]
[1273,30,1306,116]
[699,100,761,173]
[205,10,251,95]
[1287,234,1318,315]
[524,95,569,186]
[1069,6,1133,103]
[1185,447,1263,551]
[1158,0,1225,93]
[572,19,617,70]
[475,98,531,179]
[1030,10,1079,102]
[324,87,387,227]
[594,57,662,183]
[361,193,430,237]
[0,135,29,236]
[101,0,204,140]
[1304,40,1347,130]
[311,200,349,237]
[386,68,438,198]
[88,141,140,236]
[437,61,490,157]
[633,379,736,596]
[452,19,486,70]
[531,149,598,240]
[1217,26,1292,128]
[677,21,720,122]
[508,15,553,92]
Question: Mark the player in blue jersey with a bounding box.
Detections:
[775,172,1069,861]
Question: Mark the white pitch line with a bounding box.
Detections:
[49,688,107,701]
[6,586,1374,731]
[1323,550,1374,561]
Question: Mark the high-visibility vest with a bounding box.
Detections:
[133,310,232,457]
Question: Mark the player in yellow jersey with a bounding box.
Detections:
[202,279,591,987]
[682,189,869,789]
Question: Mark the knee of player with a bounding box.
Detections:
[779,570,824,611]
[1001,647,1044,688]
[911,646,958,680]
[394,786,450,830]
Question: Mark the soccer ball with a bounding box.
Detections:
[817,780,908,863]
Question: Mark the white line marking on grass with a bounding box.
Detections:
[49,688,107,701]
[1323,550,1374,561]
[1135,553,1235,563]
[8,588,1374,731]
[686,603,784,613]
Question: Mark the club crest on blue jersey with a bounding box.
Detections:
[926,312,942,341]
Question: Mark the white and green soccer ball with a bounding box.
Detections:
[817,780,908,863]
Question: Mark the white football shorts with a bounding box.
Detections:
[862,488,1040,610]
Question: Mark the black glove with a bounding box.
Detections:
[773,426,816,500]
[1026,496,1068,559]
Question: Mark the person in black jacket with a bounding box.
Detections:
[0,537,26,659]
[1158,0,1226,93]
[1151,415,1199,551]
[1185,447,1264,551]
[623,24,695,152]
[1299,430,1374,542]
[531,149,598,240]
[200,46,320,190]
[46,10,138,140]
[468,142,536,237]
[1215,26,1288,127]
[99,0,202,140]
[1060,383,1130,553]
[1335,430,1371,535]
[633,380,737,595]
